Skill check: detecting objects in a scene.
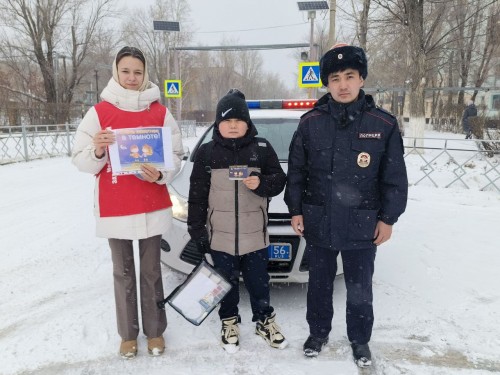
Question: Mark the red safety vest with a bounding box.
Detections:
[94,101,172,217]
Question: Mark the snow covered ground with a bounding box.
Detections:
[1,132,499,375]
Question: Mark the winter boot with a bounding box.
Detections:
[351,343,372,368]
[221,316,240,353]
[255,312,288,349]
[119,339,137,359]
[303,335,328,357]
[147,336,165,356]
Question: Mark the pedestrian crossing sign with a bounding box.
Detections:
[298,62,322,88]
[164,80,182,98]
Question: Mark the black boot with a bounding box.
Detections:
[351,343,372,367]
[303,335,328,357]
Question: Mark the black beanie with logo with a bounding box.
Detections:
[215,89,251,125]
[319,44,368,86]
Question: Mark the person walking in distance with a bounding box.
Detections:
[462,99,477,139]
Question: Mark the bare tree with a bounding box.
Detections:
[0,0,117,123]
[122,0,192,117]
[259,72,295,99]
[357,0,371,50]
[185,51,216,115]
[81,28,121,105]
[370,0,497,141]
[238,50,263,99]
[122,0,299,116]
[0,56,46,124]
[452,0,481,107]
[469,3,499,102]
[211,48,240,99]
[444,50,456,117]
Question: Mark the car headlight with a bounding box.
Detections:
[168,185,188,222]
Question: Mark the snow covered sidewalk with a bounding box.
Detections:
[0,156,499,375]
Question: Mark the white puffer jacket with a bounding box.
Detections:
[72,78,183,240]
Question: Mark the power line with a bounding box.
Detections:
[1,21,308,34]
[193,22,308,34]
[364,86,500,93]
[175,43,309,51]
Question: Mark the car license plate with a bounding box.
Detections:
[268,243,291,261]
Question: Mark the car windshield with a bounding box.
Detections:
[194,118,300,161]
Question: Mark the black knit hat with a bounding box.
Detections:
[319,43,368,86]
[215,88,251,125]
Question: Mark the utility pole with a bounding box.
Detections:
[94,70,99,104]
[327,0,337,48]
[298,2,329,99]
[53,51,59,124]
[309,10,316,62]
[153,20,180,119]
[309,10,316,99]
[174,49,181,121]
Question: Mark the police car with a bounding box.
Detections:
[161,99,342,283]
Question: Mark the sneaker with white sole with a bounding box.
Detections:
[221,316,240,353]
[351,343,372,367]
[255,312,288,349]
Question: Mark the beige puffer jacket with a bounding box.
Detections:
[207,168,269,255]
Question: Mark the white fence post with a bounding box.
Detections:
[21,123,29,162]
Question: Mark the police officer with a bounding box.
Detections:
[285,43,408,368]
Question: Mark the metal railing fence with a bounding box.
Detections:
[1,124,499,192]
[403,137,499,192]
[0,123,77,164]
[0,122,199,165]
[177,120,197,138]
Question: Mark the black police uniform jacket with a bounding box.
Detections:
[285,90,408,251]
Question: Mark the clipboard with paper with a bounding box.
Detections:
[157,259,232,326]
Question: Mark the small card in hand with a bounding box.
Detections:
[229,165,248,180]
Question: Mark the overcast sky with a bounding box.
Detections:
[124,0,332,89]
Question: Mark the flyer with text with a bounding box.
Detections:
[108,127,174,175]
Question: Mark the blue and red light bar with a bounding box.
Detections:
[246,99,317,109]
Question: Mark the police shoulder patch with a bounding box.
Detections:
[374,106,397,120]
[300,107,318,119]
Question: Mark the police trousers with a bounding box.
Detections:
[211,248,274,322]
[306,244,376,345]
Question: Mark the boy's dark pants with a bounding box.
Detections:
[211,248,274,322]
[306,244,376,345]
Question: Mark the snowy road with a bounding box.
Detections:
[1,155,499,375]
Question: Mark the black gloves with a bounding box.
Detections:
[195,237,211,255]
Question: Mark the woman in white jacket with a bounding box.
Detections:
[72,46,183,359]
